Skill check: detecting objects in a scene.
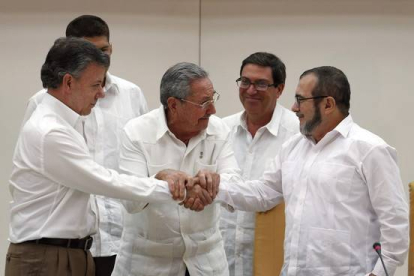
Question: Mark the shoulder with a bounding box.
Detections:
[207,115,232,140]
[109,74,142,93]
[123,108,159,138]
[222,111,243,129]
[278,105,299,134]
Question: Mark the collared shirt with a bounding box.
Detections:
[218,115,409,276]
[9,93,172,243]
[112,106,241,276]
[19,72,148,256]
[220,104,299,276]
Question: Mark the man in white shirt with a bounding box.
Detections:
[20,15,149,276]
[112,62,241,276]
[6,37,190,276]
[213,66,409,276]
[220,52,298,276]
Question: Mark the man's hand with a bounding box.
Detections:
[194,170,220,200]
[155,169,193,201]
[182,184,213,212]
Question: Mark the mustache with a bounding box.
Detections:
[296,112,304,118]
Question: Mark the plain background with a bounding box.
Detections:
[1,0,413,274]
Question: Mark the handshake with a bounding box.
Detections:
[155,169,220,211]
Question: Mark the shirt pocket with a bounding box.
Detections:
[305,227,351,274]
[316,163,355,203]
[147,162,174,176]
[193,160,218,175]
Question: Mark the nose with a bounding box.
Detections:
[96,87,105,99]
[207,102,216,115]
[291,101,299,112]
[245,83,258,95]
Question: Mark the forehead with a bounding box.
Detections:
[296,73,318,96]
[84,36,110,48]
[79,63,106,81]
[241,64,273,82]
[188,78,214,99]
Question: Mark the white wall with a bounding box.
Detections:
[1,0,413,274]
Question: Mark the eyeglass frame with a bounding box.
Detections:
[178,91,220,109]
[236,77,276,91]
[294,95,328,107]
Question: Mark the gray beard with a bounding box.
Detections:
[300,107,322,137]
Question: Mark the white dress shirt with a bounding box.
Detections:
[220,104,299,276]
[20,72,148,257]
[112,106,241,276]
[9,93,172,243]
[217,115,409,276]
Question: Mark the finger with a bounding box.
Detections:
[201,188,213,205]
[192,199,204,212]
[167,179,175,198]
[178,176,186,201]
[212,173,220,198]
[197,171,207,189]
[184,198,195,209]
[186,177,194,190]
[206,173,213,197]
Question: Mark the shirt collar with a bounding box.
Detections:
[236,103,283,137]
[103,72,118,95]
[334,114,353,138]
[43,92,81,129]
[305,114,353,145]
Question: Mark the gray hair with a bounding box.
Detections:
[41,37,110,89]
[160,62,209,107]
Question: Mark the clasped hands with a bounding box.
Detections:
[155,169,220,211]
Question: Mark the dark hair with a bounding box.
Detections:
[240,52,286,86]
[300,66,351,115]
[160,62,209,107]
[66,15,110,40]
[41,37,110,89]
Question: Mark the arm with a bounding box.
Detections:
[216,153,284,212]
[42,128,174,206]
[363,145,409,276]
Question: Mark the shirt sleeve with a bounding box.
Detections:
[41,127,174,205]
[216,153,284,212]
[118,128,152,212]
[363,145,409,276]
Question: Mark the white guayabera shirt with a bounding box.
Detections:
[112,106,241,276]
[19,72,149,257]
[220,104,299,276]
[9,94,173,243]
[217,115,409,276]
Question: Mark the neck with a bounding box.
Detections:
[246,110,273,137]
[312,113,346,143]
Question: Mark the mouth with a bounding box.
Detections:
[296,113,304,119]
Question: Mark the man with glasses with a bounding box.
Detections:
[220,52,298,276]
[214,66,409,276]
[113,62,241,276]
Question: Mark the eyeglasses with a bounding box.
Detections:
[236,77,275,91]
[294,95,328,107]
[179,91,220,110]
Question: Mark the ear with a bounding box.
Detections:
[324,96,336,115]
[166,97,179,114]
[108,43,113,56]
[61,73,74,94]
[275,83,285,98]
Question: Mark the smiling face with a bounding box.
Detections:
[176,77,216,134]
[69,62,106,115]
[239,64,282,119]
